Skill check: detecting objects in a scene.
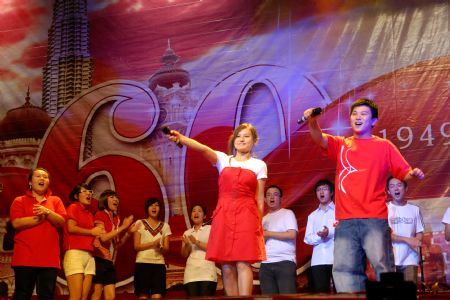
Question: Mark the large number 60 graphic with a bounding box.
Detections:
[36,80,167,283]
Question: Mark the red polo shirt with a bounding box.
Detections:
[10,190,67,268]
[93,210,119,260]
[63,203,95,252]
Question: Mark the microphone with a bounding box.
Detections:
[162,126,182,148]
[297,107,323,124]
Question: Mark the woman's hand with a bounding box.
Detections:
[123,215,134,228]
[32,204,50,217]
[181,234,190,244]
[187,234,197,245]
[91,226,105,237]
[128,221,140,234]
[163,128,183,145]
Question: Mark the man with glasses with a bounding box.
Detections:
[304,179,336,293]
[259,185,298,294]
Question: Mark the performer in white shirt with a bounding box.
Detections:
[387,177,424,284]
[133,198,172,299]
[442,207,450,242]
[304,179,336,293]
[181,204,217,296]
[260,185,298,294]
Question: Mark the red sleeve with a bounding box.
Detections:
[325,134,342,161]
[9,196,25,220]
[53,197,67,219]
[387,140,411,180]
[66,204,79,222]
[90,198,99,214]
[94,211,108,225]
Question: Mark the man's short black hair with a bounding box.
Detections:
[190,204,207,217]
[386,176,407,190]
[350,98,378,119]
[314,179,335,194]
[265,184,283,198]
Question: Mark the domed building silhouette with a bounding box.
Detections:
[0,88,52,296]
[0,88,51,217]
[0,89,51,142]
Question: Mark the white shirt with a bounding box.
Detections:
[135,220,172,264]
[215,151,267,180]
[183,225,217,284]
[304,202,336,266]
[442,207,450,224]
[388,202,424,266]
[262,208,298,263]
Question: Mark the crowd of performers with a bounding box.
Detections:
[11,98,447,300]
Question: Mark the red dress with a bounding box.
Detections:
[206,167,266,263]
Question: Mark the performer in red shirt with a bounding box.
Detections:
[63,183,103,300]
[303,98,424,293]
[10,167,66,300]
[91,190,134,300]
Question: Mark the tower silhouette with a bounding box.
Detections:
[42,0,93,117]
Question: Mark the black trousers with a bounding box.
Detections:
[309,264,333,293]
[13,266,58,300]
[184,281,217,297]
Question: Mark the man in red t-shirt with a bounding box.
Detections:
[302,98,424,293]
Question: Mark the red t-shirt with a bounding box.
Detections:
[63,203,95,252]
[10,190,67,268]
[93,210,119,260]
[326,135,411,220]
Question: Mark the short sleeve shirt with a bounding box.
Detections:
[215,151,267,180]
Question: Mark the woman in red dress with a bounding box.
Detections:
[165,123,267,296]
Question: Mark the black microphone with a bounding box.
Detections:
[203,218,213,225]
[297,107,323,124]
[162,126,182,148]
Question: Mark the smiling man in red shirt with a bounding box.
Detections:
[303,98,424,293]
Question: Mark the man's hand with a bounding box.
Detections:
[317,226,329,239]
[409,168,425,180]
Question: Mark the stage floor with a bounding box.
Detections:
[8,291,450,300]
[109,291,450,300]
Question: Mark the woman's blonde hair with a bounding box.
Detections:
[227,123,258,155]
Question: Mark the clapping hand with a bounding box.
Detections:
[317,226,329,239]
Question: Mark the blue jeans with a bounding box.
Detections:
[259,260,297,294]
[333,219,394,293]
